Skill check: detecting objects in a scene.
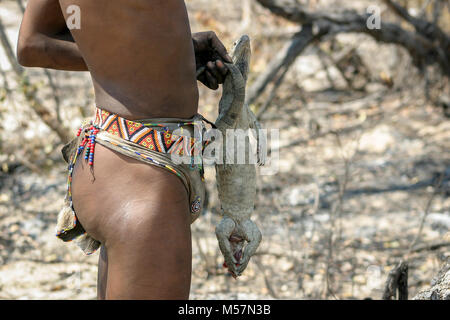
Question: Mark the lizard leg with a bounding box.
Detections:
[236,219,262,275]
[215,217,239,276]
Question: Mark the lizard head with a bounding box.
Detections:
[230,35,251,83]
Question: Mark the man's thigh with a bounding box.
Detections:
[72,144,193,299]
[104,192,192,300]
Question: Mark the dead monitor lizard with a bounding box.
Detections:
[211,35,265,278]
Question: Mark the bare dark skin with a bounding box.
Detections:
[18,0,231,299]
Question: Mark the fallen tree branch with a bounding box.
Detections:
[410,241,450,254]
[247,24,320,106]
[250,0,449,105]
[383,0,450,47]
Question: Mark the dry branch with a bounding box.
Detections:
[410,241,450,254]
[383,0,450,46]
[250,0,450,105]
[247,24,320,106]
[0,17,71,144]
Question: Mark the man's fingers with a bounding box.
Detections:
[197,72,207,84]
[197,73,214,90]
[209,32,232,63]
[193,31,231,90]
[207,61,224,84]
[197,61,228,89]
[215,60,229,76]
[205,70,218,90]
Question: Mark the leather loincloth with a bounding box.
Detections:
[56,107,212,255]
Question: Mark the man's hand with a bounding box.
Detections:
[192,31,232,90]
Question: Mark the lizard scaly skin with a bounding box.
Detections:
[214,35,264,277]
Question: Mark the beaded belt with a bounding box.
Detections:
[57,108,212,251]
[75,108,208,168]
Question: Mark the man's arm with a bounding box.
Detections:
[17,0,87,71]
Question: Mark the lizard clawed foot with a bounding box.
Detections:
[222,233,245,279]
[215,217,262,278]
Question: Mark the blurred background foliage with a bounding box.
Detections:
[0,0,448,299]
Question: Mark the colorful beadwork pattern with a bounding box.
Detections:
[57,108,212,250]
[63,108,209,217]
[94,109,199,156]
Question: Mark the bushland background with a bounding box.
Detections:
[0,0,449,299]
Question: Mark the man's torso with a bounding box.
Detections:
[59,0,199,119]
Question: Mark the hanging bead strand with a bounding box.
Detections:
[88,125,100,166]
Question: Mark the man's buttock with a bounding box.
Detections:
[55,108,211,255]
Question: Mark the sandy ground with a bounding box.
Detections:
[0,0,449,300]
